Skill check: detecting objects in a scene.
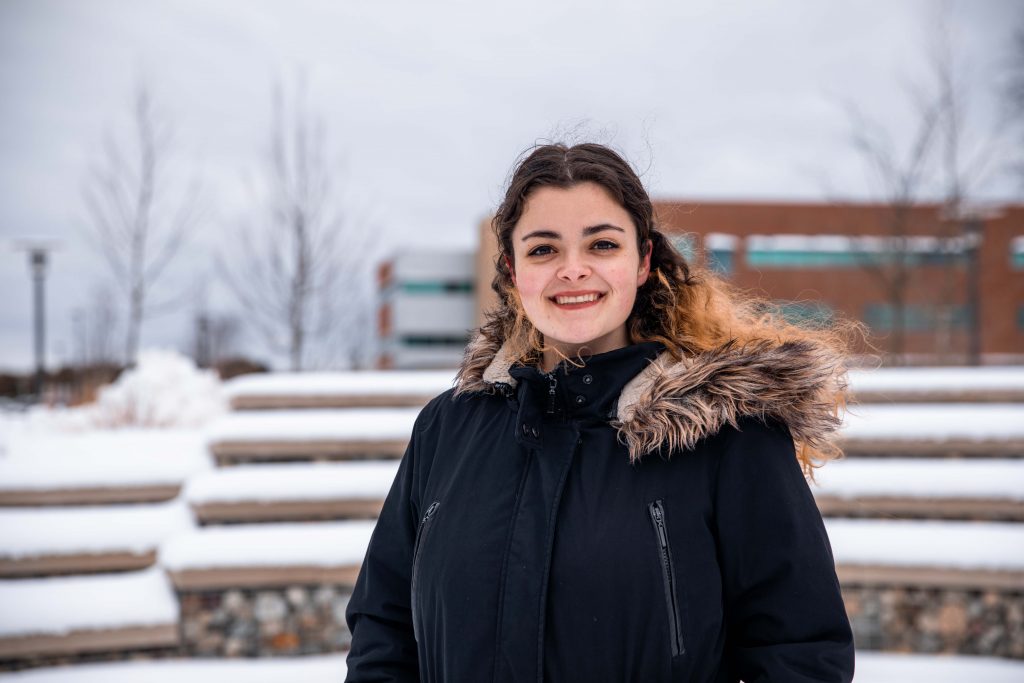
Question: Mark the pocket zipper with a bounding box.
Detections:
[411,500,440,643]
[648,499,685,657]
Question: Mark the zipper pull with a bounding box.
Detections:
[422,501,440,524]
[546,373,558,414]
[651,503,669,547]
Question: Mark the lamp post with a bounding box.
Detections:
[13,239,60,401]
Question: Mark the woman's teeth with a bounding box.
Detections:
[555,293,601,305]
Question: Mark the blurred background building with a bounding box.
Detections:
[377,200,1023,369]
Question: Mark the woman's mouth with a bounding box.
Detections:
[549,292,605,309]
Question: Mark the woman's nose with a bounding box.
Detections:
[557,253,591,281]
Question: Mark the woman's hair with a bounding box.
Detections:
[477,142,868,473]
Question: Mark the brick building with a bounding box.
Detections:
[379,200,1022,368]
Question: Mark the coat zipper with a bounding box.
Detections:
[411,500,440,643]
[648,499,685,657]
[546,373,558,415]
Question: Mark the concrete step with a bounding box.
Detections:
[185,462,397,524]
[812,458,1024,521]
[0,568,179,661]
[205,409,417,465]
[0,502,194,578]
[0,433,211,507]
[224,371,454,410]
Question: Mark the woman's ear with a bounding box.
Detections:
[504,254,516,286]
[637,239,652,286]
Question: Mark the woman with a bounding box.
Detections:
[345,143,858,682]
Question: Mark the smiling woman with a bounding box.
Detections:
[345,143,863,683]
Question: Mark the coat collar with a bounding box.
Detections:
[506,341,666,422]
[455,332,847,464]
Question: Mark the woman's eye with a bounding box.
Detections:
[527,245,554,257]
[593,240,619,250]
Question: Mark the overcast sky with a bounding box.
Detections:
[0,0,1020,372]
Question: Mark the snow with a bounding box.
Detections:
[204,408,419,443]
[160,521,376,571]
[0,431,212,490]
[9,350,226,432]
[814,458,1024,499]
[0,651,1021,682]
[185,461,399,504]
[854,651,1024,683]
[826,519,1024,570]
[0,501,194,559]
[841,404,1024,441]
[0,568,177,637]
[848,366,1024,392]
[224,370,455,398]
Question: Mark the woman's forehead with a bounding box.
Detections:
[514,183,635,239]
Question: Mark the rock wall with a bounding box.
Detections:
[843,585,1024,658]
[178,585,352,657]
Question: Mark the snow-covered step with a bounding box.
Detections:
[813,458,1024,520]
[0,568,179,660]
[2,651,1021,683]
[0,432,212,506]
[224,370,455,410]
[205,408,418,464]
[839,403,1024,456]
[849,365,1024,403]
[184,461,399,524]
[827,518,1024,590]
[160,520,375,590]
[0,501,195,577]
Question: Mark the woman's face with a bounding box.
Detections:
[509,181,651,362]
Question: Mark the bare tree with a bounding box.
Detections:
[837,92,942,364]
[71,283,121,366]
[81,81,205,365]
[218,77,375,371]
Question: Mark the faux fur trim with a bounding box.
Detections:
[454,334,847,464]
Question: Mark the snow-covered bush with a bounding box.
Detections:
[24,349,227,431]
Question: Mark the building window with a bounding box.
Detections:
[864,304,969,332]
[398,281,474,294]
[399,334,471,346]
[746,234,970,269]
[1012,236,1024,270]
[670,234,696,261]
[704,233,738,275]
[755,301,833,328]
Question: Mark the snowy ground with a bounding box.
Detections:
[0,651,1021,682]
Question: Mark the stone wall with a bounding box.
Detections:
[843,585,1024,658]
[178,584,352,657]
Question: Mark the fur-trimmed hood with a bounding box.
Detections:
[454,334,848,464]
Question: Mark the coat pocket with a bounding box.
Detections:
[647,499,686,657]
[411,499,440,643]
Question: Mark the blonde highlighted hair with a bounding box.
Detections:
[477,143,867,473]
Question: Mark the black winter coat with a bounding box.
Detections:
[345,339,855,682]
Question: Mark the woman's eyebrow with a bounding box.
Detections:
[520,224,626,241]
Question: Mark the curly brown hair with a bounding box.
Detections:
[478,142,867,472]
